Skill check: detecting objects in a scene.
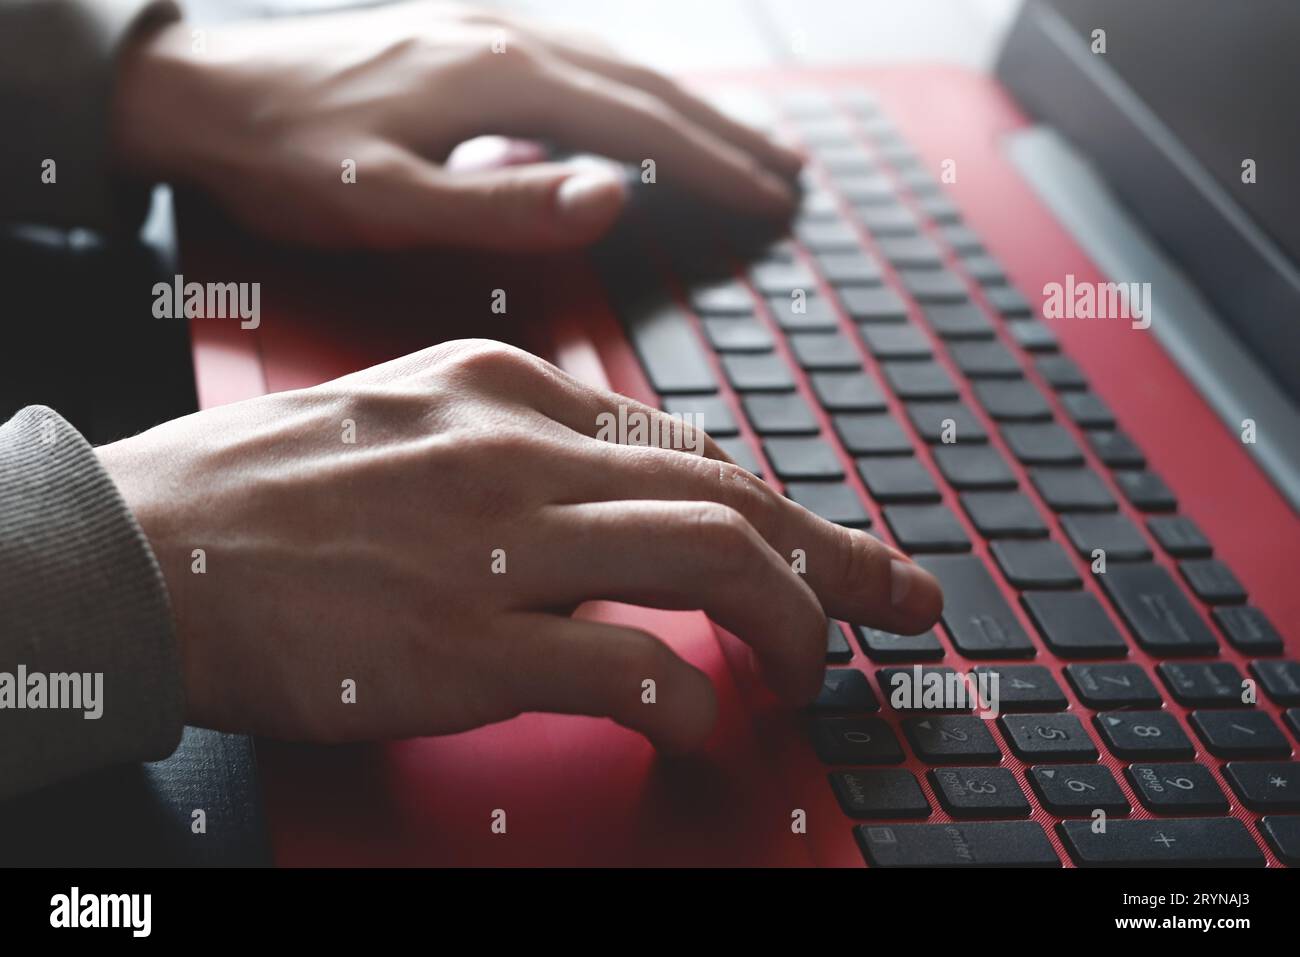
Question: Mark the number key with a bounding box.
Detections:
[1095,711,1193,759]
[1029,764,1129,816]
[1126,763,1228,814]
[1000,713,1098,761]
[929,767,1029,817]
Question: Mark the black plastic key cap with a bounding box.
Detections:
[1115,470,1177,512]
[750,261,815,295]
[922,302,994,339]
[907,402,987,444]
[948,340,1022,378]
[1000,713,1098,761]
[932,444,1017,490]
[877,235,944,268]
[861,205,922,236]
[1147,515,1211,557]
[855,626,944,662]
[856,820,1059,867]
[1251,660,1300,704]
[1179,559,1247,604]
[984,286,1033,317]
[834,413,913,455]
[883,504,969,552]
[789,331,861,370]
[882,361,960,400]
[810,716,904,764]
[715,437,763,477]
[1058,817,1264,867]
[1098,563,1219,655]
[797,220,860,251]
[813,668,878,712]
[1288,708,1300,739]
[961,491,1047,538]
[811,371,887,411]
[972,379,1053,421]
[877,666,972,712]
[972,665,1067,711]
[826,621,854,663]
[900,268,968,303]
[961,254,1005,284]
[1224,762,1300,811]
[1157,662,1247,707]
[904,716,1001,763]
[622,299,718,394]
[662,395,739,437]
[720,353,796,392]
[990,539,1081,589]
[701,315,772,352]
[1060,512,1151,561]
[1060,392,1115,428]
[767,294,839,331]
[857,458,940,503]
[1035,354,1087,390]
[1095,711,1193,760]
[1030,467,1117,512]
[1214,607,1283,654]
[786,482,871,528]
[929,767,1028,817]
[939,224,983,253]
[918,555,1035,655]
[1024,592,1128,658]
[1030,765,1129,816]
[743,393,818,435]
[763,437,844,480]
[838,285,908,322]
[1261,816,1300,865]
[689,279,753,314]
[1000,423,1084,466]
[817,251,883,286]
[1127,763,1228,814]
[830,770,930,818]
[1191,710,1290,757]
[1087,428,1145,468]
[1065,664,1161,708]
[1006,320,1058,352]
[859,323,932,359]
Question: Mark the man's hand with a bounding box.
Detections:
[97,340,941,752]
[110,1,802,250]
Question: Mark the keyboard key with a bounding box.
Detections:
[810,370,887,411]
[621,298,718,394]
[1095,711,1193,760]
[918,554,1035,656]
[1000,423,1084,465]
[1059,392,1115,428]
[834,413,913,455]
[1065,664,1161,708]
[1029,467,1117,511]
[1127,763,1228,814]
[1251,660,1300,705]
[857,457,940,503]
[922,302,994,339]
[701,315,772,352]
[742,392,818,435]
[1224,762,1300,811]
[835,173,896,205]
[1179,558,1247,604]
[1191,710,1291,757]
[720,352,796,392]
[877,235,944,267]
[918,195,963,224]
[929,767,1028,817]
[1214,606,1283,654]
[960,491,1047,538]
[662,395,739,437]
[1146,515,1211,558]
[763,437,844,480]
[881,360,959,400]
[856,820,1058,867]
[860,204,922,236]
[1086,428,1146,468]
[1059,512,1151,561]
[1157,662,1247,707]
[947,341,1022,378]
[960,254,1005,284]
[816,251,883,286]
[1025,592,1128,658]
[810,716,904,764]
[971,665,1067,711]
[971,379,1053,421]
[903,716,1001,763]
[715,437,763,477]
[1099,563,1219,655]
[797,220,860,251]
[1114,469,1177,512]
[1288,708,1300,739]
[688,279,753,314]
[990,539,1081,589]
[1260,816,1300,865]
[886,505,971,553]
[786,481,872,528]
[750,261,815,295]
[1058,817,1263,867]
[877,667,971,712]
[854,626,944,662]
[900,268,968,303]
[830,769,930,818]
[1035,354,1087,390]
[932,444,1017,490]
[983,286,1033,317]
[788,331,861,370]
[826,621,854,663]
[813,668,878,712]
[906,401,987,444]
[938,224,984,254]
[858,323,932,359]
[1001,713,1098,761]
[838,286,908,322]
[1029,765,1129,816]
[766,294,839,331]
[1005,319,1058,352]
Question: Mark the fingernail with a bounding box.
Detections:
[890,558,921,607]
[557,170,625,226]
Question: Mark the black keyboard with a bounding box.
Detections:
[599,86,1297,868]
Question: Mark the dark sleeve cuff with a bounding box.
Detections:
[0,406,184,799]
[0,0,182,234]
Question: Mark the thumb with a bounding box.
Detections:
[392,159,628,250]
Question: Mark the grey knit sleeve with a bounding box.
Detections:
[0,406,184,799]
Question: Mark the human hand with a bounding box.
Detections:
[111,1,802,250]
[97,340,941,752]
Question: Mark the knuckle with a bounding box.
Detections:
[432,338,540,381]
[681,501,754,553]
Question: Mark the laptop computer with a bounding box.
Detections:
[182,0,1300,866]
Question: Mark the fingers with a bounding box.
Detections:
[517,500,827,703]
[504,612,719,752]
[559,441,944,636]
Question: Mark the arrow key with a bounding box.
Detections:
[1029,764,1129,816]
